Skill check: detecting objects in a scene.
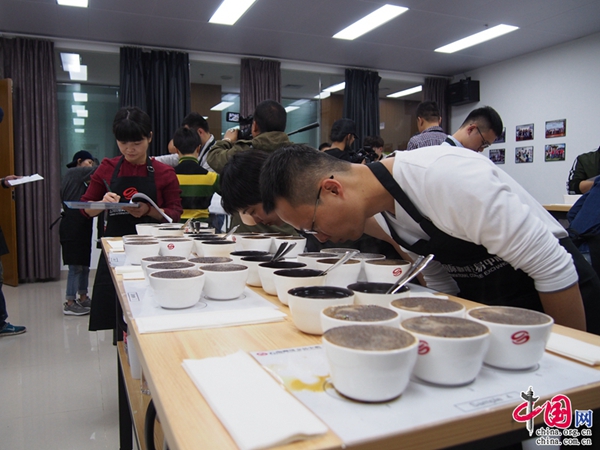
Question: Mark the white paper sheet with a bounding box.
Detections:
[546,333,600,365]
[183,351,328,450]
[7,173,43,186]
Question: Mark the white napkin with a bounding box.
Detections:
[182,351,328,450]
[115,265,144,274]
[107,240,124,251]
[546,333,600,366]
[136,307,286,334]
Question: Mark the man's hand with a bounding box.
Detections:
[1,175,22,188]
[224,128,239,142]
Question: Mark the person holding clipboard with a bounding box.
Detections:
[80,107,182,332]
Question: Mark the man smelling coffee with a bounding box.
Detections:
[258,108,600,335]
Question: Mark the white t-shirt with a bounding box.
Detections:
[382,146,576,294]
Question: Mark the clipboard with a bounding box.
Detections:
[64,201,141,210]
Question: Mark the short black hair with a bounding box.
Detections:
[253,100,287,133]
[112,106,152,142]
[460,106,503,137]
[220,150,269,214]
[181,112,209,133]
[363,136,384,148]
[260,144,351,213]
[173,126,200,155]
[416,101,441,122]
[318,142,330,151]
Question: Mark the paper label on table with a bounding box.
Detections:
[251,346,600,446]
[108,251,126,267]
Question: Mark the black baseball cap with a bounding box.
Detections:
[66,150,94,168]
[330,118,357,142]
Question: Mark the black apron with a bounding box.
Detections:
[89,157,160,332]
[368,161,600,335]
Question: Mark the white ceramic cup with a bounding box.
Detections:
[347,282,410,307]
[258,261,306,296]
[199,263,249,300]
[232,232,262,251]
[239,235,272,252]
[148,269,205,309]
[467,306,553,370]
[287,286,355,335]
[273,268,326,305]
[389,296,465,321]
[321,304,400,333]
[229,250,269,266]
[201,240,237,258]
[188,256,232,266]
[400,316,490,386]
[146,261,197,277]
[135,223,155,236]
[240,255,273,287]
[192,236,225,256]
[273,236,307,259]
[158,238,194,258]
[123,240,160,265]
[155,226,184,237]
[352,253,386,282]
[141,255,186,277]
[297,252,338,269]
[262,233,292,253]
[364,259,412,284]
[315,258,361,288]
[123,234,154,242]
[322,325,418,402]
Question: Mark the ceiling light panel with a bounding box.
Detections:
[435,24,519,53]
[60,53,80,72]
[324,82,345,93]
[333,5,409,40]
[69,65,87,81]
[57,0,88,7]
[73,118,85,126]
[387,85,422,98]
[209,0,256,25]
[284,106,299,113]
[73,93,88,102]
[210,101,235,111]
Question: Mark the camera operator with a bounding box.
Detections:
[362,136,385,162]
[207,99,291,174]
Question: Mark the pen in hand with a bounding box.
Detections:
[102,179,112,192]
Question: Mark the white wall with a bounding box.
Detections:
[450,32,600,205]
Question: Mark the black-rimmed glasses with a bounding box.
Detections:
[476,127,491,149]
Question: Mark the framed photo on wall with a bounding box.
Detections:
[515,146,534,163]
[545,143,565,161]
[494,128,506,143]
[489,148,505,164]
[545,119,566,138]
[516,124,534,141]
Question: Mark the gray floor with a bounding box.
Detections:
[0,276,120,450]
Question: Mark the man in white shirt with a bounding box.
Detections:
[259,107,600,335]
[155,113,215,171]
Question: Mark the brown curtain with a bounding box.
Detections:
[423,77,450,133]
[343,68,381,150]
[240,58,281,118]
[1,37,61,281]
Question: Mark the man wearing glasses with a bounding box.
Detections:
[259,107,600,335]
[442,106,497,152]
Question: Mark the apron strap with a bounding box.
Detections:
[444,137,457,146]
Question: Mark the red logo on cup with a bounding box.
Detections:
[122,187,138,200]
[418,340,430,355]
[167,243,175,250]
[511,330,530,345]
[393,267,403,277]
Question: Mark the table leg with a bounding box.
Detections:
[118,356,133,450]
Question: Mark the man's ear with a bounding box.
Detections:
[148,131,153,144]
[322,176,343,198]
[251,121,260,137]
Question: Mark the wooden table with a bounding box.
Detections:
[543,204,572,226]
[106,239,600,450]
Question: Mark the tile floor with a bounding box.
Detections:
[0,275,121,450]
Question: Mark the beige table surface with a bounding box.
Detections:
[106,238,600,450]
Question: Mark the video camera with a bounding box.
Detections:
[225,112,253,140]
[351,146,379,164]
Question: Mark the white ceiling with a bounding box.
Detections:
[3,0,600,100]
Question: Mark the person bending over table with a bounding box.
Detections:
[81,106,182,332]
[259,143,600,335]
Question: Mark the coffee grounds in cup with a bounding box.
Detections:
[147,262,196,270]
[391,297,463,313]
[189,257,232,264]
[151,269,203,279]
[324,304,397,321]
[402,316,488,338]
[324,325,415,351]
[142,256,185,263]
[199,264,247,272]
[126,241,158,245]
[469,306,551,325]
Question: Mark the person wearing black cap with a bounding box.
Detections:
[60,150,97,315]
[324,118,362,163]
